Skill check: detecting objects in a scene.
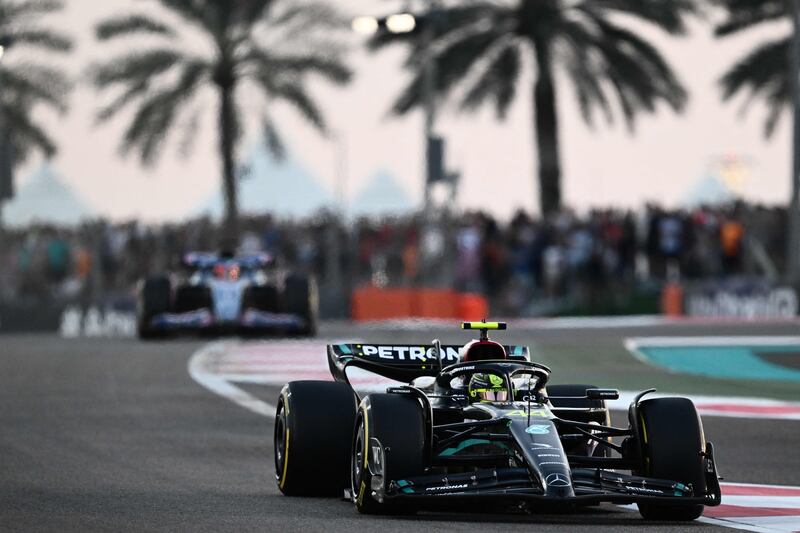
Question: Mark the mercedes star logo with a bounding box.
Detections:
[546,473,570,487]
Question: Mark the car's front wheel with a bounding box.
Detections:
[634,397,706,521]
[351,393,425,514]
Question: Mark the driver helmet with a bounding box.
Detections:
[468,373,509,402]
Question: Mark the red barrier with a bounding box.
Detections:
[660,282,684,317]
[351,286,489,321]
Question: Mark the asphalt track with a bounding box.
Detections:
[1,322,799,532]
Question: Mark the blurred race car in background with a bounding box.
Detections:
[136,252,317,338]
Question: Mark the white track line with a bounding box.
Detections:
[188,341,276,418]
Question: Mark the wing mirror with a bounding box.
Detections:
[586,388,619,400]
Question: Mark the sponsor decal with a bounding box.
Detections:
[508,409,548,418]
[425,483,468,492]
[529,443,553,449]
[625,485,665,495]
[525,424,551,435]
[359,345,461,362]
[686,285,798,319]
[545,473,570,487]
[537,453,562,458]
[538,461,567,466]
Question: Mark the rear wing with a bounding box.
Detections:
[327,343,530,384]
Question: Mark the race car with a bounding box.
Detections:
[136,251,317,338]
[273,321,721,520]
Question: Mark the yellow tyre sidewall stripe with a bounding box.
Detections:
[279,393,291,490]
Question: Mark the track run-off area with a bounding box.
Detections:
[2,319,800,532]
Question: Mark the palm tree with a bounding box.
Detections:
[0,0,72,173]
[370,0,697,216]
[714,0,791,137]
[90,0,351,236]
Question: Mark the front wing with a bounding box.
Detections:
[383,466,720,507]
[149,308,308,332]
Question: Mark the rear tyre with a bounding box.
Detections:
[243,285,280,312]
[137,277,171,339]
[635,397,706,521]
[274,381,356,496]
[284,274,318,337]
[352,394,425,514]
[547,384,609,457]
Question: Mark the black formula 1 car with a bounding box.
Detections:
[137,252,317,338]
[273,321,722,520]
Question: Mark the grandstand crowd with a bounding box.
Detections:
[0,201,783,314]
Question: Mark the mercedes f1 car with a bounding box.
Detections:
[273,321,721,520]
[137,252,317,338]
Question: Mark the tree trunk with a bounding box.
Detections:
[532,35,562,217]
[218,81,239,246]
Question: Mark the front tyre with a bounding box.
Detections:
[635,397,706,521]
[274,381,356,496]
[351,393,425,514]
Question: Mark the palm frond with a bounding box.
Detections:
[119,60,208,164]
[5,28,72,51]
[719,37,788,101]
[713,0,786,36]
[90,49,188,88]
[96,14,175,41]
[267,80,326,132]
[0,64,70,113]
[1,101,57,158]
[718,37,789,137]
[460,42,520,119]
[368,3,500,53]
[245,48,351,85]
[392,25,509,115]
[270,1,348,31]
[573,13,687,128]
[560,23,614,127]
[585,0,699,34]
[762,73,789,137]
[0,0,63,22]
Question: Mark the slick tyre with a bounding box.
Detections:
[351,393,425,514]
[137,277,171,339]
[635,397,706,521]
[274,381,357,496]
[284,274,318,337]
[547,384,610,457]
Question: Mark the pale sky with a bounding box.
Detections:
[11,0,794,222]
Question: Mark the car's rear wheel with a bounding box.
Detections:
[352,393,425,514]
[284,274,318,337]
[547,383,610,457]
[634,397,706,521]
[274,381,356,496]
[243,285,280,312]
[137,277,171,339]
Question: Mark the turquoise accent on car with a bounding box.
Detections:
[338,344,352,354]
[635,345,800,382]
[438,438,493,457]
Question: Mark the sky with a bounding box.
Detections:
[8,0,794,222]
